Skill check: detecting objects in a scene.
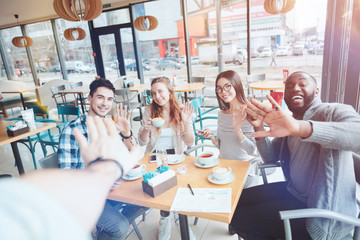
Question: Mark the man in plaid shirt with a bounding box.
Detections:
[58,78,147,240]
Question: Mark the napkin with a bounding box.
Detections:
[148,170,176,187]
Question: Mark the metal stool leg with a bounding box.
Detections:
[131,221,143,240]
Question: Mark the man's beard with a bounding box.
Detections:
[287,91,316,116]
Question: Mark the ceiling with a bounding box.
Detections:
[0,0,147,29]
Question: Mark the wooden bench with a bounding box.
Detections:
[0,81,37,118]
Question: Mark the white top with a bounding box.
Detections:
[0,179,89,240]
[155,127,174,150]
[216,112,260,187]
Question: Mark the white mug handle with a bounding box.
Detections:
[228,167,232,174]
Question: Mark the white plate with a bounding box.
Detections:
[167,154,185,165]
[194,158,219,168]
[207,173,235,185]
[122,169,146,181]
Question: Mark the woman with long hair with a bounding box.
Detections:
[199,70,260,188]
[138,76,195,240]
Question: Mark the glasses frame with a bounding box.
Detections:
[215,83,232,94]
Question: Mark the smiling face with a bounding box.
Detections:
[151,82,170,107]
[88,86,114,117]
[284,72,319,118]
[216,77,236,103]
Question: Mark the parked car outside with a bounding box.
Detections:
[191,56,200,65]
[315,44,324,55]
[125,62,150,71]
[292,44,304,56]
[155,60,182,70]
[47,65,61,72]
[179,56,186,64]
[276,46,291,56]
[36,66,47,73]
[259,47,272,57]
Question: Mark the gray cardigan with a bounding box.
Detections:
[257,98,360,239]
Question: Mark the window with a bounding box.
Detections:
[134,0,187,84]
[25,21,61,83]
[55,19,96,84]
[0,27,32,81]
[93,8,131,28]
[0,53,6,81]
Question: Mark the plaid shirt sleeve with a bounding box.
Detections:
[57,117,87,169]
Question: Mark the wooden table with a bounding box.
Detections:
[249,81,284,91]
[58,86,90,113]
[174,83,205,101]
[108,153,250,240]
[1,88,37,110]
[0,120,57,174]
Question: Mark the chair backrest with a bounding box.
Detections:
[28,104,48,119]
[191,77,205,83]
[57,105,80,122]
[190,97,205,129]
[246,73,266,83]
[114,89,130,107]
[70,81,83,89]
[145,89,152,105]
[50,84,66,95]
[36,79,72,111]
[38,152,59,169]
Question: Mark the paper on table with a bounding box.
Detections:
[170,188,231,213]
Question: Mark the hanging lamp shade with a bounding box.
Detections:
[134,16,158,31]
[64,28,86,41]
[264,0,296,14]
[12,36,33,48]
[53,0,103,21]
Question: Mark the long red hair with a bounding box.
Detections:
[150,77,183,129]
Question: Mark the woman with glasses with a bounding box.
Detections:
[138,76,195,240]
[199,70,260,188]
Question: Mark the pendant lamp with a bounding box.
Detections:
[134,16,158,31]
[64,28,86,41]
[12,14,33,48]
[53,0,103,21]
[264,0,296,14]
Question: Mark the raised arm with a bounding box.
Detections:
[19,117,139,233]
[114,103,137,151]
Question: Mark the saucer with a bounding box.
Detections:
[207,173,235,185]
[122,169,146,181]
[194,158,219,168]
[167,154,185,165]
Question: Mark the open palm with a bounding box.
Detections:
[181,101,194,124]
[115,103,131,135]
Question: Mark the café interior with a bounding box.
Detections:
[0,0,359,239]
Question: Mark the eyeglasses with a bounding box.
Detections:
[215,83,232,94]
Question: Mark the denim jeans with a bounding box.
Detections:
[96,200,149,240]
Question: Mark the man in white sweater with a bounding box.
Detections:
[230,71,360,239]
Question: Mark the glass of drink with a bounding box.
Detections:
[156,149,168,167]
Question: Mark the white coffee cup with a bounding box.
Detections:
[198,151,215,165]
[212,167,232,181]
[127,163,146,177]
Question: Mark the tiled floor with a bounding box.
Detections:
[0,107,284,240]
